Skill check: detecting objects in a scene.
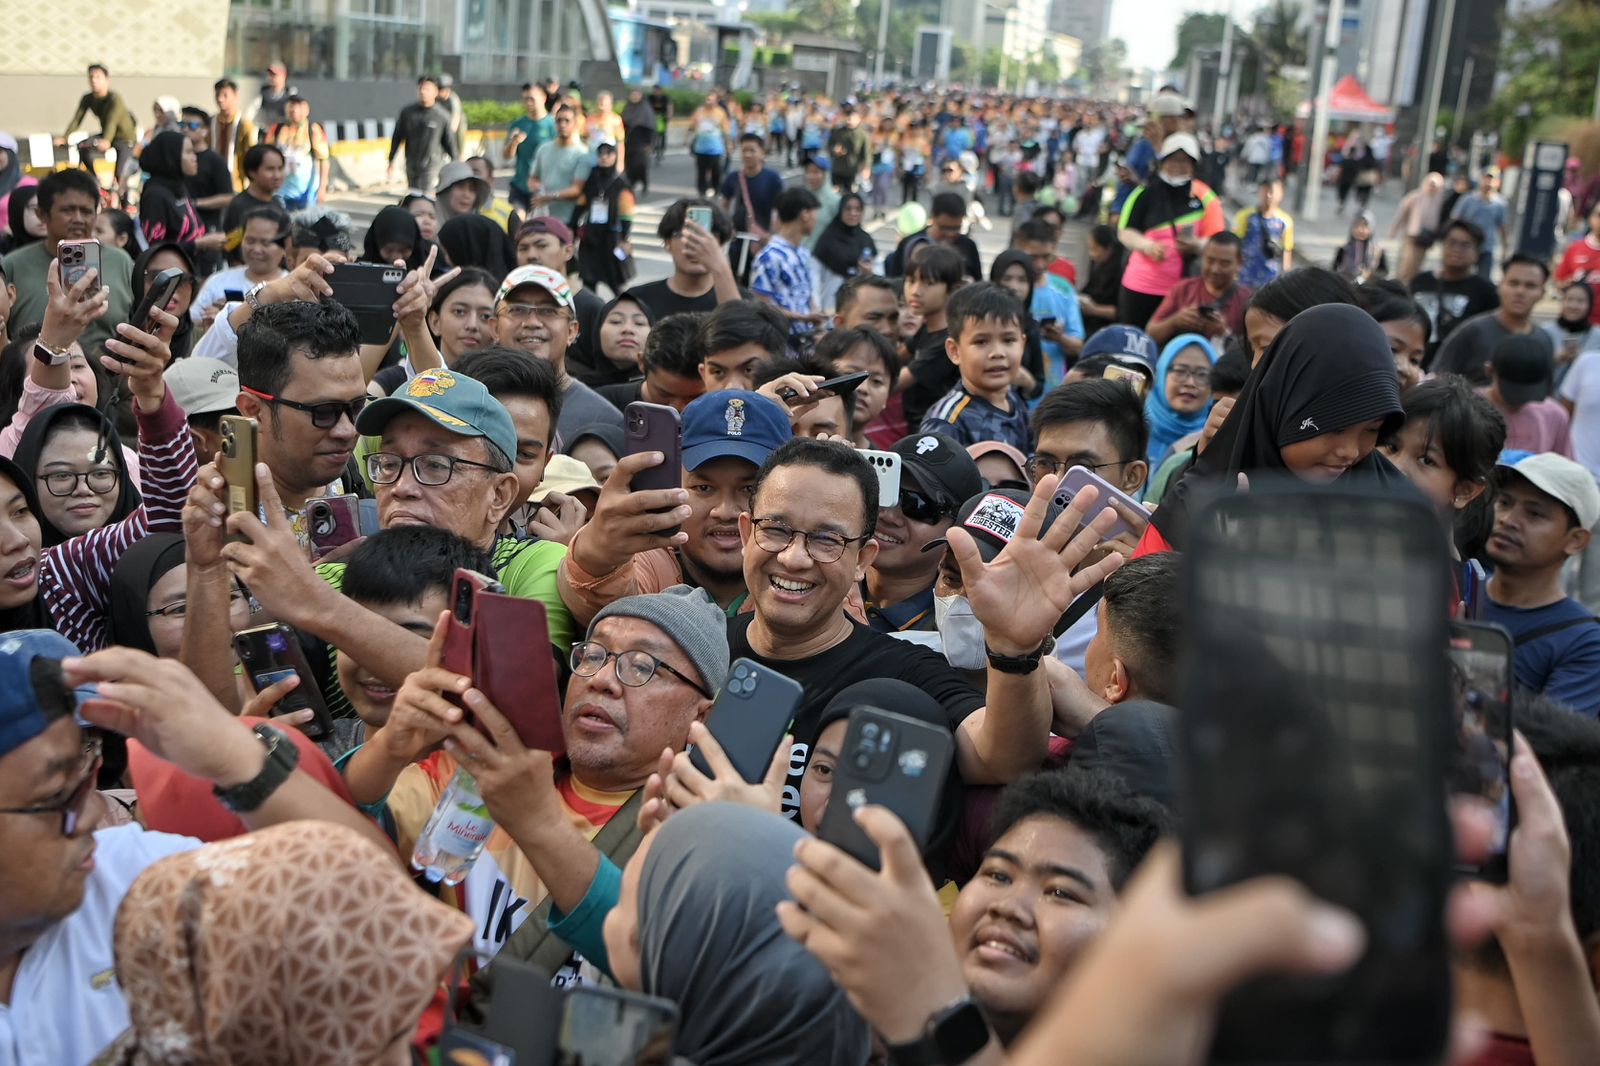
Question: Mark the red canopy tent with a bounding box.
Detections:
[1296,75,1396,123]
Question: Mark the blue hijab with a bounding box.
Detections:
[1145,333,1218,469]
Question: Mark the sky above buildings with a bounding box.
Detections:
[1109,0,1224,73]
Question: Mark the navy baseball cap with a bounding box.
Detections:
[0,630,87,760]
[1080,325,1159,371]
[356,368,519,467]
[681,390,792,471]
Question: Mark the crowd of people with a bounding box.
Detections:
[0,63,1598,1066]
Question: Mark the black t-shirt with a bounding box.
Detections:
[595,377,644,413]
[221,190,277,236]
[901,326,954,429]
[1410,270,1500,364]
[624,277,751,319]
[727,614,982,817]
[185,150,235,230]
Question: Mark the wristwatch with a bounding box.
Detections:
[243,282,268,312]
[213,723,299,813]
[886,996,992,1066]
[31,339,72,367]
[985,634,1056,674]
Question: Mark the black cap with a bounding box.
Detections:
[1491,334,1555,407]
[922,487,1065,562]
[891,432,983,512]
[1066,700,1178,810]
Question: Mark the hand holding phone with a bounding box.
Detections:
[233,623,337,740]
[1054,466,1147,541]
[687,205,714,231]
[58,239,102,291]
[217,416,259,539]
[308,494,364,556]
[1448,620,1515,881]
[623,402,683,536]
[688,659,801,783]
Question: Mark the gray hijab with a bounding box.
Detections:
[638,804,871,1066]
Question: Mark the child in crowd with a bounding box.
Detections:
[898,244,968,428]
[920,282,1032,452]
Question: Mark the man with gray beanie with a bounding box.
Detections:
[350,584,725,965]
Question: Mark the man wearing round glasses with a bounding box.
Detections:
[863,432,983,635]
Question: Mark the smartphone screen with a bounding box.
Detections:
[557,986,678,1066]
[1448,621,1515,880]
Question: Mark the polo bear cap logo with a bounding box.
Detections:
[725,397,747,436]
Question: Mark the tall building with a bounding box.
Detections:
[1048,0,1111,48]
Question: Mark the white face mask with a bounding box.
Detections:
[934,593,988,671]
[1160,171,1190,187]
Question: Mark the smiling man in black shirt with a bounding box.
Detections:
[728,437,1125,817]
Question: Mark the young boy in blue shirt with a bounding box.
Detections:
[920,282,1032,452]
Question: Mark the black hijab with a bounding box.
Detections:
[812,194,876,278]
[1150,303,1406,550]
[7,186,39,251]
[622,95,656,133]
[362,204,435,273]
[130,242,196,360]
[12,403,141,548]
[107,532,185,655]
[576,291,658,384]
[139,132,189,194]
[0,455,51,632]
[0,137,21,200]
[437,214,516,281]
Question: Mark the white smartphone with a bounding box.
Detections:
[857,448,902,510]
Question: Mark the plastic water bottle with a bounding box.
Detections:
[410,769,495,885]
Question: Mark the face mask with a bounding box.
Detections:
[934,593,988,671]
[1160,171,1190,187]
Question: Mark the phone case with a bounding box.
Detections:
[441,568,498,682]
[817,706,954,871]
[558,985,679,1066]
[688,659,802,783]
[232,623,336,740]
[623,402,682,494]
[1177,485,1453,1063]
[687,206,714,230]
[217,416,259,536]
[472,958,563,1066]
[308,494,362,555]
[129,267,186,342]
[813,371,870,398]
[857,449,903,510]
[58,239,101,290]
[1053,465,1144,540]
[327,263,405,344]
[473,591,565,754]
[1102,363,1149,398]
[1448,620,1516,882]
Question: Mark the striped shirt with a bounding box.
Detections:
[920,385,1032,452]
[39,390,196,650]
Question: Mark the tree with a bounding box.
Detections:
[1079,38,1128,95]
[1250,0,1307,79]
[1170,12,1227,71]
[1485,1,1600,158]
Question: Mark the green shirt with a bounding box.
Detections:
[510,114,556,189]
[2,240,134,359]
[66,90,138,144]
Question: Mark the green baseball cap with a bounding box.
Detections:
[356,368,518,465]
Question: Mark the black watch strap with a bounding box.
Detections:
[886,996,992,1066]
[985,634,1055,674]
[213,723,299,813]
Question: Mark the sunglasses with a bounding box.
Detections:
[898,487,950,524]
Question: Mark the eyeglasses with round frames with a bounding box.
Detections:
[40,469,118,497]
[751,518,870,563]
[569,641,713,699]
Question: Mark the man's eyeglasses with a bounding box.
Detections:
[897,488,951,525]
[146,584,255,619]
[241,386,368,430]
[40,469,118,497]
[751,518,870,563]
[1166,365,1211,384]
[1024,455,1126,481]
[569,641,713,699]
[181,120,205,131]
[366,452,499,487]
[498,303,570,324]
[0,735,102,836]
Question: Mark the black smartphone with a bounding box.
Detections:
[327,262,405,344]
[1199,302,1224,319]
[1448,620,1515,882]
[623,402,682,493]
[125,267,187,352]
[232,623,337,740]
[557,985,678,1066]
[1176,484,1453,1064]
[688,658,802,782]
[223,288,246,303]
[817,706,954,871]
[465,958,563,1066]
[1037,315,1058,326]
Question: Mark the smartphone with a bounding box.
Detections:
[1459,558,1488,621]
[232,623,337,740]
[327,263,405,344]
[468,958,563,1066]
[1053,465,1145,540]
[1102,363,1149,398]
[817,706,954,871]
[473,591,565,754]
[358,497,380,536]
[223,288,246,303]
[126,267,187,348]
[857,448,903,510]
[1199,303,1224,319]
[441,568,501,681]
[57,238,102,290]
[1037,315,1058,326]
[623,402,682,493]
[308,494,363,555]
[809,371,870,401]
[558,985,678,1066]
[688,659,802,782]
[217,416,259,537]
[686,205,714,231]
[1176,485,1453,1063]
[1448,620,1515,882]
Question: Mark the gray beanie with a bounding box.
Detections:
[588,584,729,693]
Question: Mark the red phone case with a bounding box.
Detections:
[471,591,565,755]
[441,569,496,681]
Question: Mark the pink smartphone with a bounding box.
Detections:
[1053,466,1146,540]
[58,239,102,290]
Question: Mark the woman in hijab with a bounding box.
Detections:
[362,203,435,272]
[437,212,516,280]
[1079,223,1125,336]
[812,194,877,314]
[95,821,473,1066]
[401,192,439,241]
[6,185,44,254]
[1139,303,1406,555]
[576,140,635,296]
[603,803,872,1066]
[1545,282,1600,390]
[0,133,34,247]
[1332,212,1388,283]
[570,291,654,388]
[12,403,140,547]
[621,89,657,193]
[1144,333,1218,471]
[130,242,197,360]
[988,249,1048,401]
[137,131,208,252]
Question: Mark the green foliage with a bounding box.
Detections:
[1171,12,1227,71]
[464,100,525,127]
[1486,1,1600,159]
[1079,38,1128,94]
[1249,0,1306,77]
[1265,75,1302,121]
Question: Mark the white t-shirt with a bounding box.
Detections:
[0,824,198,1066]
[191,266,286,323]
[1560,350,1600,482]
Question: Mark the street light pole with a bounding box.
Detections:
[1414,0,1456,192]
[1302,0,1343,222]
[874,0,892,87]
[1213,0,1235,134]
